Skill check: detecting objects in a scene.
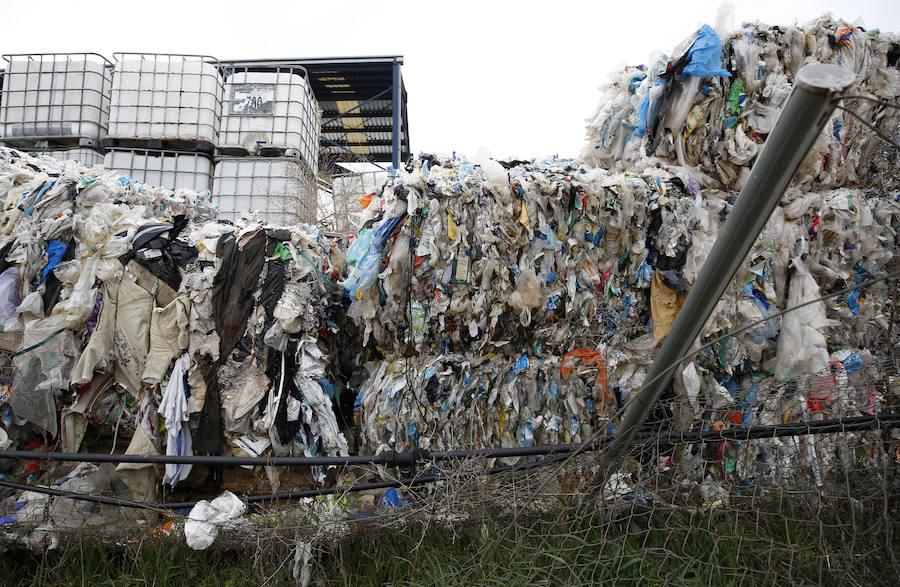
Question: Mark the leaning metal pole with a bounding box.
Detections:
[597,64,856,471]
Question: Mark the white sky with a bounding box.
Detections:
[2,0,898,161]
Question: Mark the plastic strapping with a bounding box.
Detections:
[13,328,68,356]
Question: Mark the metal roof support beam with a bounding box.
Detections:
[593,64,856,482]
[320,137,388,170]
[401,85,410,158]
[321,87,392,126]
[392,57,401,169]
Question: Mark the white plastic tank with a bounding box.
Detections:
[108,54,222,144]
[104,148,212,192]
[0,53,112,144]
[212,157,316,225]
[219,67,317,164]
[45,148,103,167]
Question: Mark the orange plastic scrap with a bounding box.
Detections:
[836,27,854,49]
[559,348,609,405]
[151,520,174,537]
[358,193,375,209]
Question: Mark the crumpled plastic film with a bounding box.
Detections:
[582,15,900,192]
[184,490,247,550]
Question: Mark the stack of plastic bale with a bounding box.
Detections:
[346,148,898,480]
[344,154,698,454]
[582,15,900,193]
[0,146,348,508]
[576,14,900,487]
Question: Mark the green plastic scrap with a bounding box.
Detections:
[273,242,292,260]
[410,300,426,333]
[728,80,745,116]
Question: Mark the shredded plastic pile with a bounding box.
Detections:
[343,14,900,455]
[0,147,348,501]
[582,14,900,192]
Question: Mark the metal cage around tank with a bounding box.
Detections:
[103,147,213,192]
[218,64,319,168]
[107,53,223,147]
[43,147,104,167]
[0,53,113,148]
[212,156,317,226]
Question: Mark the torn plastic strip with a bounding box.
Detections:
[296,248,335,293]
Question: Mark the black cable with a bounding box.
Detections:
[656,412,900,444]
[0,451,392,467]
[833,104,900,151]
[0,451,572,512]
[2,404,897,469]
[0,479,170,512]
[835,95,900,109]
[0,444,589,468]
[1,414,895,512]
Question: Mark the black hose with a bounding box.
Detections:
[659,413,900,444]
[0,452,573,511]
[0,413,895,468]
[0,451,391,468]
[1,413,896,513]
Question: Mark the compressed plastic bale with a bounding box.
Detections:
[581,15,900,192]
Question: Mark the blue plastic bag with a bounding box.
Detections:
[346,228,373,268]
[683,25,731,79]
[39,240,67,284]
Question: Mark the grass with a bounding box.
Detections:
[1,505,895,585]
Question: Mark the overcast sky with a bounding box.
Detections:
[2,0,897,161]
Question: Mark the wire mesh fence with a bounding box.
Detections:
[1,352,897,584]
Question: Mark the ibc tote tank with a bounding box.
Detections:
[104,148,212,192]
[219,66,318,168]
[45,147,103,167]
[212,156,316,226]
[0,53,112,146]
[108,53,222,144]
